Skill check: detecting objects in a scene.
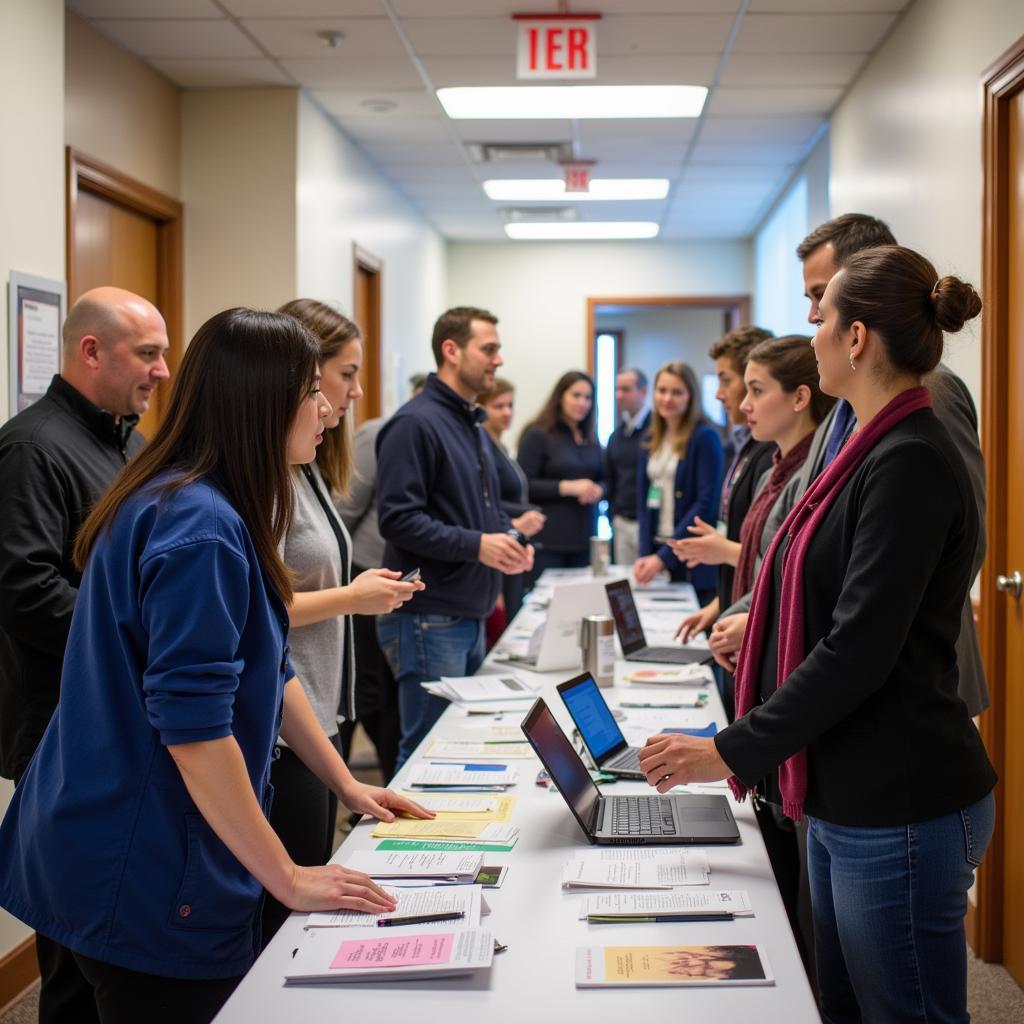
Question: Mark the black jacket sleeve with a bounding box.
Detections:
[517,427,563,502]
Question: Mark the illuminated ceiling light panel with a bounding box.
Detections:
[504,222,660,240]
[437,85,707,120]
[484,179,670,201]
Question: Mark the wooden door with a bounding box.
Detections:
[352,245,382,426]
[66,149,183,442]
[978,37,1024,986]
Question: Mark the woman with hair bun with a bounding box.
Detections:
[638,246,996,1023]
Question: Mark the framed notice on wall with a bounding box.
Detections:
[8,271,66,415]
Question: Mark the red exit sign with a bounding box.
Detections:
[514,14,600,80]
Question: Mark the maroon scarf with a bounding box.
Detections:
[732,433,813,602]
[728,387,932,820]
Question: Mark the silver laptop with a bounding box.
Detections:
[520,698,739,845]
[493,580,608,672]
[556,672,644,779]
[605,578,709,665]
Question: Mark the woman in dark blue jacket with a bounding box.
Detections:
[634,361,724,603]
[0,309,430,1023]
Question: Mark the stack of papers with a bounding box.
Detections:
[622,666,709,686]
[579,890,753,921]
[345,850,483,883]
[306,883,484,930]
[286,927,495,984]
[373,793,520,849]
[575,944,773,988]
[421,737,535,760]
[562,850,711,890]
[407,762,520,792]
[421,674,538,703]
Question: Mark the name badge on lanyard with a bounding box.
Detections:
[646,484,663,510]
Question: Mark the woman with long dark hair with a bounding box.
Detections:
[638,247,996,1022]
[260,299,425,945]
[634,361,723,603]
[517,370,603,587]
[0,309,430,1023]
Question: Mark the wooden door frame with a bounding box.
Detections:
[585,295,751,377]
[975,34,1024,964]
[65,148,184,422]
[352,243,383,422]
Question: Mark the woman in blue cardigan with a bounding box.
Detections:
[0,309,430,1023]
[634,361,724,603]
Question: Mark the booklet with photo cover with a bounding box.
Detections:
[575,944,774,988]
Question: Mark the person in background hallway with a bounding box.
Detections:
[335,372,429,782]
[261,299,424,946]
[376,307,533,769]
[0,308,431,1024]
[0,286,169,1024]
[603,367,651,567]
[478,377,546,641]
[518,370,603,589]
[640,247,996,1024]
[634,361,723,605]
[710,213,990,718]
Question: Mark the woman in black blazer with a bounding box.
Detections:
[517,371,603,588]
[638,246,996,1024]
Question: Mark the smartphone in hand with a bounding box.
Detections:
[400,568,421,584]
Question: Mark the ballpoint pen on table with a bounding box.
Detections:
[377,911,466,927]
[587,913,734,924]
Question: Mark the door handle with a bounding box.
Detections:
[996,571,1022,598]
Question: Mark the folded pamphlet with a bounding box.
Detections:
[575,943,774,988]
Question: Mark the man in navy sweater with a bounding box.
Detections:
[376,307,533,768]
[603,367,650,566]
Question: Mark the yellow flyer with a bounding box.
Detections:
[575,945,774,987]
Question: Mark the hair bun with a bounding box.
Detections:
[932,276,982,333]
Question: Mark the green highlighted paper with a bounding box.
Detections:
[376,839,518,853]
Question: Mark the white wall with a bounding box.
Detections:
[0,0,64,954]
[829,0,1024,409]
[296,96,445,415]
[446,239,750,430]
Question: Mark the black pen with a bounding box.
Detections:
[587,912,735,923]
[377,911,465,927]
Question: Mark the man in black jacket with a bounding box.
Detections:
[603,367,649,566]
[0,285,169,1022]
[375,307,532,768]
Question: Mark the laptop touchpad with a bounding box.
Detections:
[677,807,731,822]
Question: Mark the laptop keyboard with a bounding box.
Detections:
[610,796,677,835]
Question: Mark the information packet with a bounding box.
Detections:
[575,944,774,988]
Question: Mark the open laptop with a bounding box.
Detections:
[492,580,608,672]
[605,578,709,665]
[556,672,644,779]
[520,698,739,845]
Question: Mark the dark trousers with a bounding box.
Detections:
[71,952,241,1024]
[37,934,100,1024]
[259,737,340,949]
[337,580,401,784]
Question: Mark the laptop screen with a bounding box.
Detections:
[558,672,627,763]
[604,579,647,654]
[520,699,600,836]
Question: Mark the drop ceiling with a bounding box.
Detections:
[67,0,912,241]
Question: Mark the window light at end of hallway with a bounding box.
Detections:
[484,179,670,201]
[504,222,659,240]
[437,86,707,120]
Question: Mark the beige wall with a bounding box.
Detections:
[830,0,1024,409]
[0,0,64,953]
[182,88,298,337]
[65,13,181,199]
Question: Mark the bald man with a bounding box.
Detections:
[0,287,168,1021]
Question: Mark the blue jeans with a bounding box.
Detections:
[377,612,486,770]
[807,791,995,1024]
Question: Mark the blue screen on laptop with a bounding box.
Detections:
[560,675,625,762]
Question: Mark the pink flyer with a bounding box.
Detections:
[330,933,455,970]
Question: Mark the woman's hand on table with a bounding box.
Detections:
[284,864,398,914]
[675,602,717,643]
[638,734,731,792]
[348,568,424,615]
[633,554,665,584]
[340,782,436,823]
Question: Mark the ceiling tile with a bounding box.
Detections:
[577,120,698,145]
[280,57,423,89]
[150,57,292,88]
[718,52,866,86]
[241,16,406,58]
[707,86,842,116]
[700,115,822,144]
[221,0,382,14]
[681,162,793,185]
[378,159,470,180]
[313,89,438,119]
[89,19,262,59]
[393,0,742,13]
[69,0,221,16]
[358,139,466,164]
[338,116,451,142]
[598,15,735,55]
[732,13,897,54]
[449,119,574,144]
[689,139,807,164]
[746,0,908,11]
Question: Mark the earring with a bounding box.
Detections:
[849,353,856,371]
